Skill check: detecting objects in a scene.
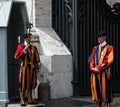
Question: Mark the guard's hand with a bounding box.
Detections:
[23,44,30,52]
[36,62,42,73]
[91,67,99,73]
[36,65,39,73]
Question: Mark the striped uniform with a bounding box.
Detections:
[90,44,114,103]
[14,44,40,92]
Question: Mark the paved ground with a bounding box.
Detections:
[7,103,45,107]
[3,93,120,107]
[43,96,120,107]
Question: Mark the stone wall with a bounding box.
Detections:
[35,28,73,99]
[25,0,52,27]
[35,0,52,27]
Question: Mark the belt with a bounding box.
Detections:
[21,62,34,66]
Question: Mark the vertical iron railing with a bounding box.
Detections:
[52,0,73,50]
[52,0,120,96]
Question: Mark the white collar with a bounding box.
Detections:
[100,41,107,47]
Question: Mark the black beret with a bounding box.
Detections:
[22,33,32,38]
[97,31,107,37]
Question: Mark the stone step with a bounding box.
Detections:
[7,103,45,107]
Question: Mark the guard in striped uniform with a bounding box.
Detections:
[14,33,41,106]
[89,31,114,107]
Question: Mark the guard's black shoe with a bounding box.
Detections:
[21,103,27,106]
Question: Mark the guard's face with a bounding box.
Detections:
[24,37,31,44]
[98,36,106,44]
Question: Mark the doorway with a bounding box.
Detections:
[7,2,28,101]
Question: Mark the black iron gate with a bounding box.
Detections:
[52,0,120,96]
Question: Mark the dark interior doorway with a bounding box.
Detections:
[7,2,28,101]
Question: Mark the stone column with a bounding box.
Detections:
[0,29,9,103]
[35,0,52,27]
[26,0,36,27]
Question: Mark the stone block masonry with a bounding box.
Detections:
[35,0,52,27]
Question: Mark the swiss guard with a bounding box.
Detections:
[14,33,41,106]
[89,31,114,107]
